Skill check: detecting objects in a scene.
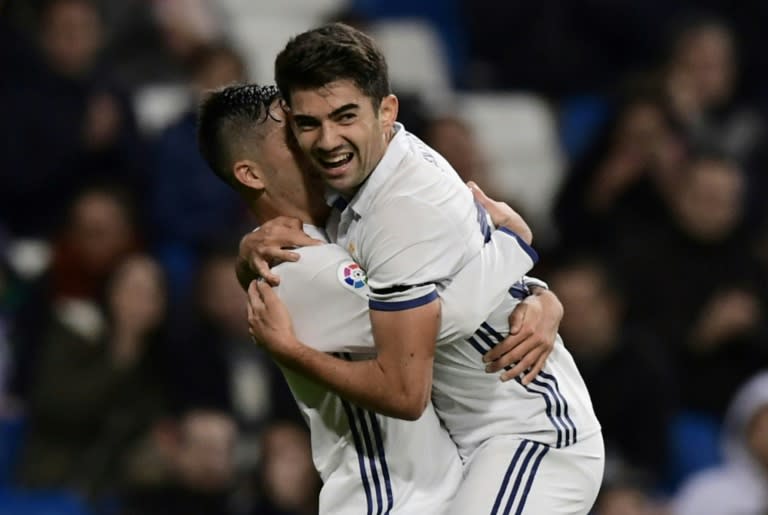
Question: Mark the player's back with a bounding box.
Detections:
[272,226,462,515]
[432,288,602,463]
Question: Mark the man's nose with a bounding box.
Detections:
[317,121,343,151]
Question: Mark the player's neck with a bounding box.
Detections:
[251,197,328,227]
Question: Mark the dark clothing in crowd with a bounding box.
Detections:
[0,56,145,238]
[616,220,768,416]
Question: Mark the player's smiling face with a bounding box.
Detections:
[287,80,398,197]
[246,102,329,223]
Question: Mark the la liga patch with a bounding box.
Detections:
[338,262,367,289]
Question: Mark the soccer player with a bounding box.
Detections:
[197,84,549,514]
[245,23,604,513]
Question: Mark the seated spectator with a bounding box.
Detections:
[149,43,250,300]
[123,409,237,515]
[252,421,320,515]
[616,154,768,417]
[9,183,142,402]
[663,16,764,165]
[0,0,146,238]
[104,0,226,88]
[422,115,491,190]
[18,254,169,499]
[548,255,674,482]
[672,370,768,515]
[554,88,687,252]
[594,482,669,515]
[168,246,302,473]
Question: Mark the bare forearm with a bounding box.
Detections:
[272,339,429,420]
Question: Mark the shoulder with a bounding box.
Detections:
[361,193,463,247]
[273,244,370,302]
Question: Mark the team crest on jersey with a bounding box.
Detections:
[338,262,367,289]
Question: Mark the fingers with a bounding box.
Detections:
[293,233,325,247]
[467,181,491,207]
[482,329,530,365]
[507,303,527,335]
[485,333,535,372]
[256,280,276,303]
[253,259,281,286]
[247,280,264,307]
[501,347,542,383]
[520,352,549,385]
[265,248,302,264]
[247,281,263,341]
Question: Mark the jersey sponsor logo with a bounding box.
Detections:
[338,262,367,289]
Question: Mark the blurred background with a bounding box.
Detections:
[0,0,767,514]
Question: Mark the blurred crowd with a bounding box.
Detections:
[1,0,767,514]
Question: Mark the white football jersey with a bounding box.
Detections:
[326,123,538,312]
[272,224,535,515]
[431,289,603,462]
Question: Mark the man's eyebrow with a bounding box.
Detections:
[329,103,359,117]
[292,114,320,124]
[292,103,359,123]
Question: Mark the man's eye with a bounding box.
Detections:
[339,113,356,122]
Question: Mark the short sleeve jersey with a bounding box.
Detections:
[326,123,537,312]
[271,224,536,514]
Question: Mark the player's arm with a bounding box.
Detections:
[236,216,324,289]
[469,183,560,383]
[357,193,535,418]
[248,280,436,420]
[485,281,564,382]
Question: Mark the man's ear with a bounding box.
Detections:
[232,160,265,191]
[378,94,399,130]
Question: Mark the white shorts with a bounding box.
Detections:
[448,432,604,515]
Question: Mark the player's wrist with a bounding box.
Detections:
[267,335,306,366]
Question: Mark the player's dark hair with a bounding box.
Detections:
[197,83,281,187]
[275,22,391,109]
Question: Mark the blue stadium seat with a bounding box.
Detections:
[0,489,91,515]
[664,411,722,493]
[558,95,610,161]
[0,415,26,486]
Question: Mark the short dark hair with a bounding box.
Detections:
[197,84,281,187]
[275,22,391,108]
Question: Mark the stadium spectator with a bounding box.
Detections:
[252,421,320,515]
[672,370,768,515]
[123,409,237,515]
[615,154,768,418]
[149,43,251,301]
[0,0,146,238]
[548,255,674,481]
[9,184,142,402]
[554,88,687,252]
[18,254,169,498]
[167,247,301,475]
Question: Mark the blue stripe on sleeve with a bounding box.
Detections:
[497,226,539,264]
[369,290,438,311]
